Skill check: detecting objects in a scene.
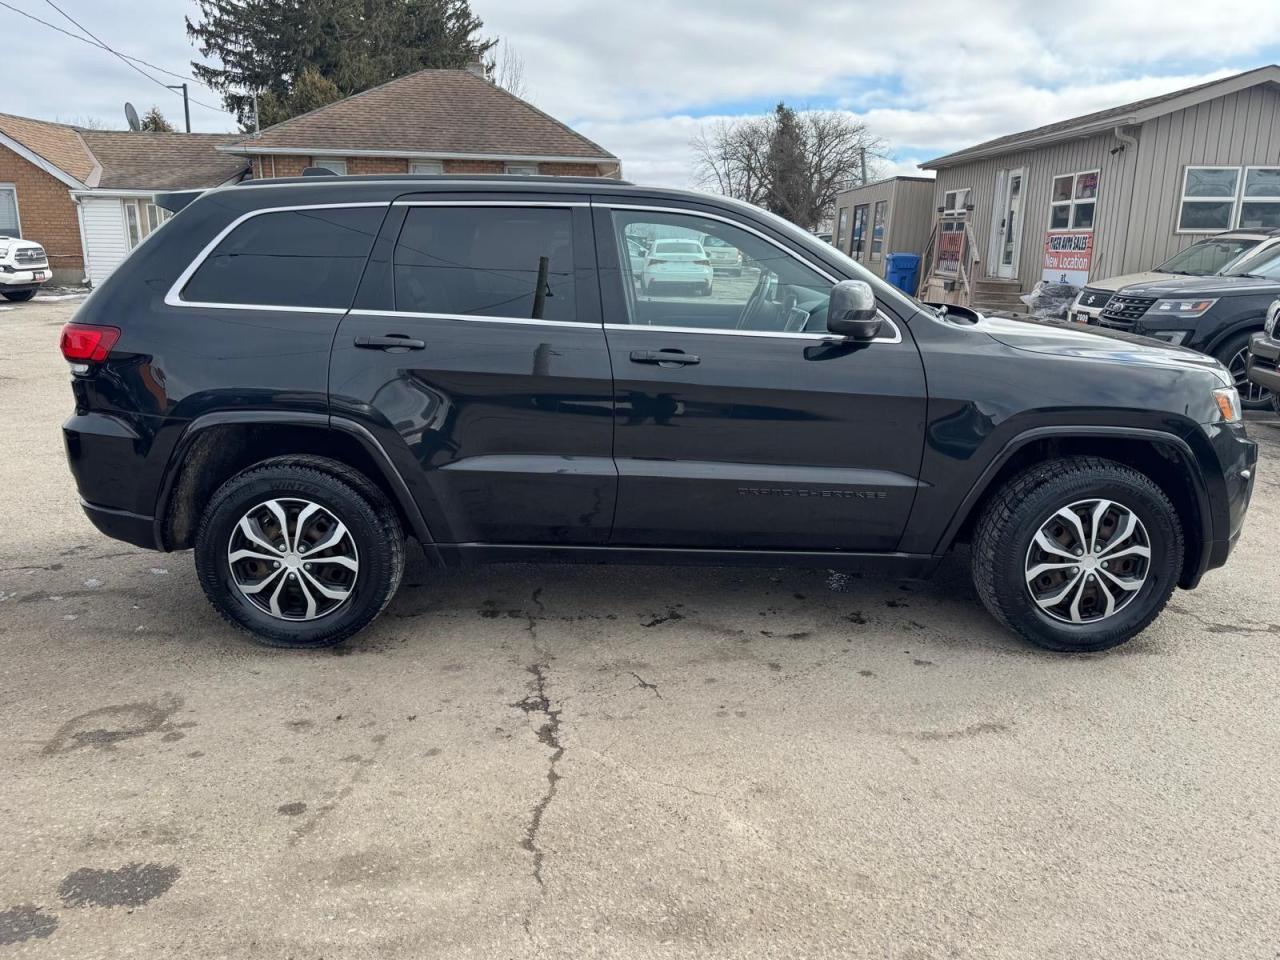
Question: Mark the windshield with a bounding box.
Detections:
[1157,237,1260,275]
[1226,249,1280,280]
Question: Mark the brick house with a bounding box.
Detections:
[219,66,620,180]
[0,114,248,284]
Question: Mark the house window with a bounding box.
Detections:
[870,200,887,261]
[1049,170,1098,231]
[942,188,971,216]
[1178,167,1238,232]
[505,163,538,176]
[123,199,171,250]
[410,161,444,175]
[851,204,869,259]
[314,157,347,175]
[835,207,848,247]
[1177,165,1280,232]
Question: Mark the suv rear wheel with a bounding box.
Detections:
[194,457,404,648]
[1,289,36,302]
[971,457,1183,652]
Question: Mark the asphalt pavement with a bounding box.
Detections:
[2,298,1278,959]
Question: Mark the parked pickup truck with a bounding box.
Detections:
[0,236,50,302]
[59,174,1256,653]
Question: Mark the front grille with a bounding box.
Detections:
[14,246,47,267]
[1077,287,1113,311]
[1098,294,1157,330]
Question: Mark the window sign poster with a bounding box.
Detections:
[1042,230,1093,286]
[937,225,964,275]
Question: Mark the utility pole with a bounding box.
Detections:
[859,146,868,186]
[166,83,191,132]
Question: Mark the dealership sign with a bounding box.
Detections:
[1042,230,1093,287]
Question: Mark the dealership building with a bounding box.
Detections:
[913,65,1280,312]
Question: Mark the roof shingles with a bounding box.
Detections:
[78,131,248,189]
[0,112,96,183]
[226,69,615,159]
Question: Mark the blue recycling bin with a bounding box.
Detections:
[885,253,921,295]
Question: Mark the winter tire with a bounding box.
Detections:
[1,289,36,302]
[194,456,404,648]
[971,456,1183,653]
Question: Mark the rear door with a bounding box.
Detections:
[595,200,927,552]
[329,194,616,545]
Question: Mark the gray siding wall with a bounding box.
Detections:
[930,84,1280,293]
[832,178,934,277]
[888,180,936,263]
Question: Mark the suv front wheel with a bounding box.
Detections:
[194,457,404,648]
[971,457,1183,652]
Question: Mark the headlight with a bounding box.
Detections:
[1148,330,1190,345]
[1212,386,1242,423]
[1154,298,1218,318]
[0,246,8,258]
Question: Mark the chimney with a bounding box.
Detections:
[465,61,488,80]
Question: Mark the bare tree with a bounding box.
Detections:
[489,40,530,101]
[692,107,887,230]
[58,114,110,130]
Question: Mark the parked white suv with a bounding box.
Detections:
[1069,229,1280,324]
[0,236,50,302]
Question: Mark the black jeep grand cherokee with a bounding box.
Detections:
[61,174,1256,652]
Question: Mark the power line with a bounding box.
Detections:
[0,0,232,116]
[40,0,228,113]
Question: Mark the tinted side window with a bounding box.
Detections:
[393,207,576,321]
[182,207,383,309]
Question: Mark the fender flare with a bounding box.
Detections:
[152,411,438,556]
[1204,316,1266,357]
[935,425,1214,565]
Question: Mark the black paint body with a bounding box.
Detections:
[62,176,1256,589]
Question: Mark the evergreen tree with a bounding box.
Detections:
[140,106,175,132]
[764,104,812,225]
[187,0,495,130]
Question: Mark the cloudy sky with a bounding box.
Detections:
[3,0,1279,188]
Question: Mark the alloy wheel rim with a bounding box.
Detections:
[1024,498,1151,624]
[226,498,359,622]
[1229,347,1271,404]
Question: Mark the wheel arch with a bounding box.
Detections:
[1204,316,1265,357]
[155,412,437,557]
[941,426,1212,589]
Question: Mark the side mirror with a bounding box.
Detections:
[827,280,882,340]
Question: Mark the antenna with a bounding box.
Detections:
[124,102,140,132]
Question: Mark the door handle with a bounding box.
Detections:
[629,349,700,366]
[354,334,426,351]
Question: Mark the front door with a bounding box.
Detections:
[330,196,616,545]
[595,202,927,552]
[995,168,1024,279]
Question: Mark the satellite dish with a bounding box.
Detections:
[125,102,140,132]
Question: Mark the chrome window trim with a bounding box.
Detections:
[349,309,591,330]
[601,322,901,344]
[594,201,902,344]
[164,202,391,312]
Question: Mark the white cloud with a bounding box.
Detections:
[0,0,1277,190]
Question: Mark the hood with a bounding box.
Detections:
[976,314,1231,384]
[0,236,41,248]
[1116,274,1280,298]
[1085,270,1172,293]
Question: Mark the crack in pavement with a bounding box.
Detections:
[511,591,562,934]
[630,671,663,700]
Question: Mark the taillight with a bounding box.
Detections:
[694,259,711,267]
[647,258,669,265]
[60,323,121,363]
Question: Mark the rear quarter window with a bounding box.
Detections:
[180,206,385,309]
